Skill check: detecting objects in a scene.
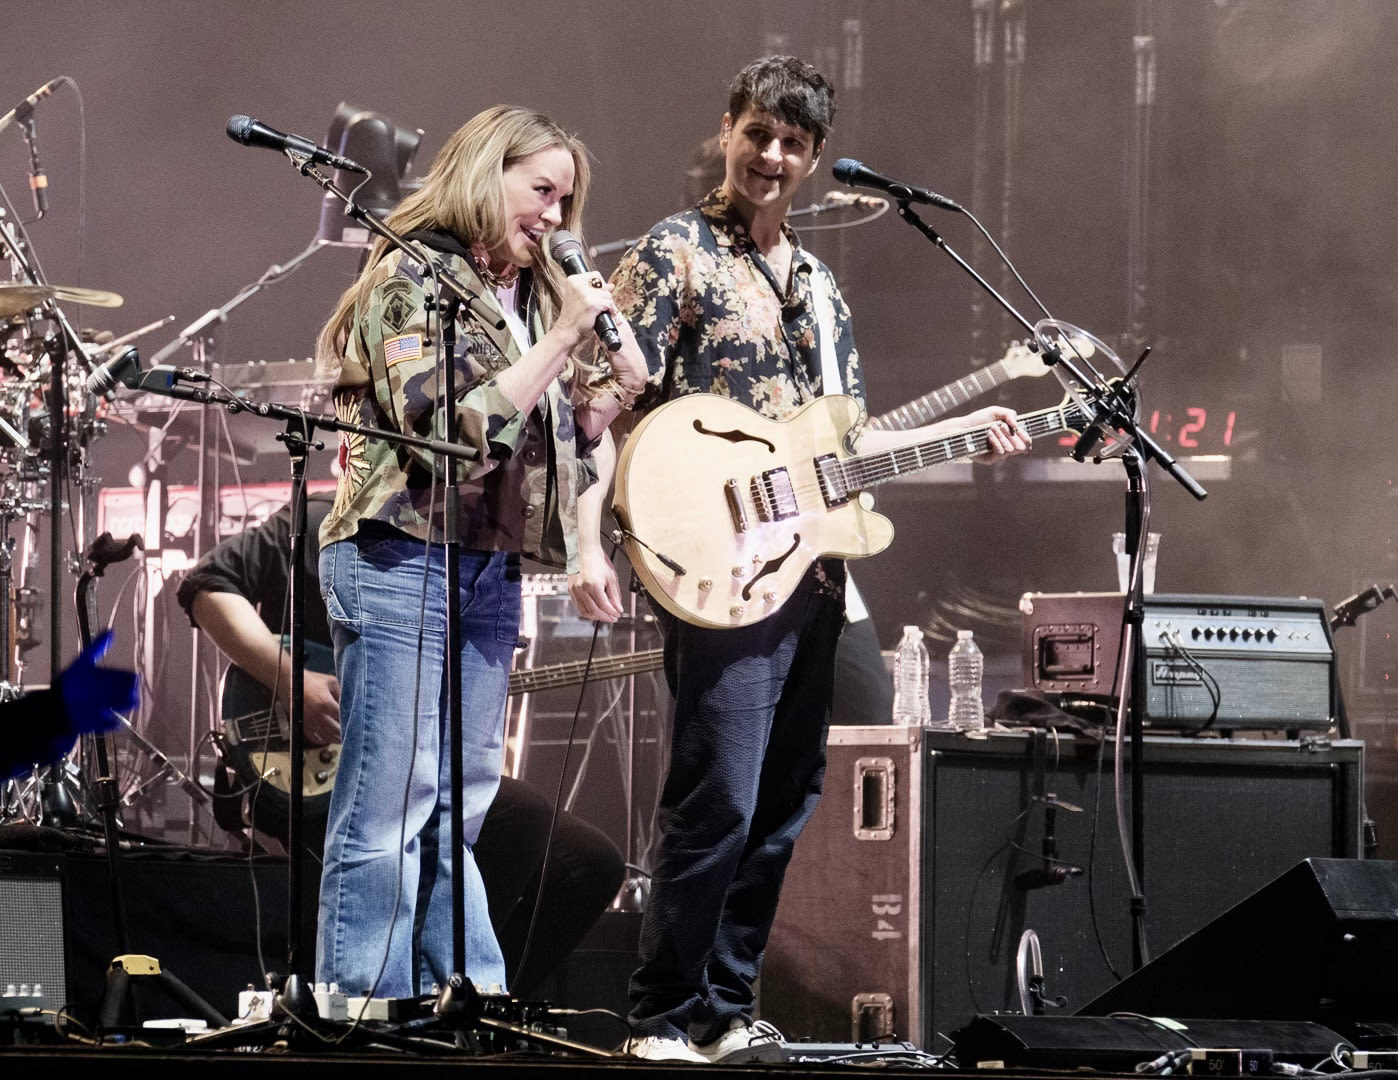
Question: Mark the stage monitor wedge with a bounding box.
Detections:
[1079,858,1398,1037]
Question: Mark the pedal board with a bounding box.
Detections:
[779,1039,925,1064]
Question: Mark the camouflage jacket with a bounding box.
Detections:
[607,187,865,421]
[320,242,596,572]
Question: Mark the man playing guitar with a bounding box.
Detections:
[574,56,1029,1063]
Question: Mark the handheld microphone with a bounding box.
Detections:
[548,229,622,352]
[821,189,887,210]
[831,158,962,213]
[225,115,368,174]
[0,77,63,137]
[86,346,142,396]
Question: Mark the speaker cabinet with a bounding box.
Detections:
[760,728,1364,1047]
[0,852,66,1004]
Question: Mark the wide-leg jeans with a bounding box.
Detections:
[315,530,518,997]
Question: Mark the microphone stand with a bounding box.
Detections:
[891,198,1207,970]
[109,361,477,1043]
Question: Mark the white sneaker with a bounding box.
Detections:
[689,1018,785,1064]
[624,1035,709,1063]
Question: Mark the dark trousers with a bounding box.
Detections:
[629,567,845,1043]
[477,776,626,996]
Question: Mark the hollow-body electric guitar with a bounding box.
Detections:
[613,391,1092,630]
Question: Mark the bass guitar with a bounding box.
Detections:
[613,390,1095,629]
[219,641,665,809]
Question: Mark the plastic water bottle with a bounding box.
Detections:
[891,625,931,726]
[947,629,985,732]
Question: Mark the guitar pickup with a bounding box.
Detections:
[815,454,851,508]
[752,467,798,522]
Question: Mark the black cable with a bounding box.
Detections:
[510,535,621,993]
[1085,726,1123,982]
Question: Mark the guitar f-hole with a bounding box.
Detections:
[693,419,776,453]
[741,533,800,601]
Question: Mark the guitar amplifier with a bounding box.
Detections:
[1020,593,1337,732]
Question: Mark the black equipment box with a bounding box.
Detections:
[759,726,1363,1048]
[1020,592,1337,731]
[954,1014,1348,1072]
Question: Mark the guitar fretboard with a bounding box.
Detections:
[829,400,1089,495]
[508,648,665,696]
[869,358,1014,431]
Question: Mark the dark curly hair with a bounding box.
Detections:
[727,55,836,146]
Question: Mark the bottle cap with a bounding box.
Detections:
[957,629,973,639]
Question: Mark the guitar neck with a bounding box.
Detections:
[508,648,665,697]
[838,399,1088,493]
[870,357,1015,431]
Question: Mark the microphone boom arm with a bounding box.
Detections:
[894,201,1205,501]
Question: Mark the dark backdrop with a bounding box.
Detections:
[5,0,1395,735]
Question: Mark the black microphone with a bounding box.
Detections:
[831,157,962,213]
[21,117,47,218]
[0,77,63,137]
[86,346,142,396]
[225,115,368,174]
[548,229,622,352]
[1330,584,1396,630]
[1013,864,1082,890]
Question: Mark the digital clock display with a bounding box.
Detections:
[1057,406,1240,454]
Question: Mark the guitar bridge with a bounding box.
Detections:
[815,454,850,507]
[752,467,799,522]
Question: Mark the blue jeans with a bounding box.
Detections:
[315,529,519,997]
[629,565,845,1044]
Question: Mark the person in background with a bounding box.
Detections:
[177,494,625,995]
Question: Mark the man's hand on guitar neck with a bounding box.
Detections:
[858,404,1031,461]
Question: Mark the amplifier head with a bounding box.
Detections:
[1021,593,1338,732]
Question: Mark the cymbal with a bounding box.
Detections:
[0,283,124,318]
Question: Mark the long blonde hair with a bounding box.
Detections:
[317,105,592,373]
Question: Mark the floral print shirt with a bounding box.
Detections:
[608,187,863,600]
[609,187,865,421]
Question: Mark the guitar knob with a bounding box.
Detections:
[314,771,330,783]
[729,605,745,618]
[698,577,713,591]
[763,591,778,603]
[731,565,745,577]
[319,748,335,764]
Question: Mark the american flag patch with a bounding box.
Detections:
[383,333,423,366]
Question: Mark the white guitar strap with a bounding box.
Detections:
[808,266,842,396]
[807,265,870,623]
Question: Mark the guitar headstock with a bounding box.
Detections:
[1001,334,1096,380]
